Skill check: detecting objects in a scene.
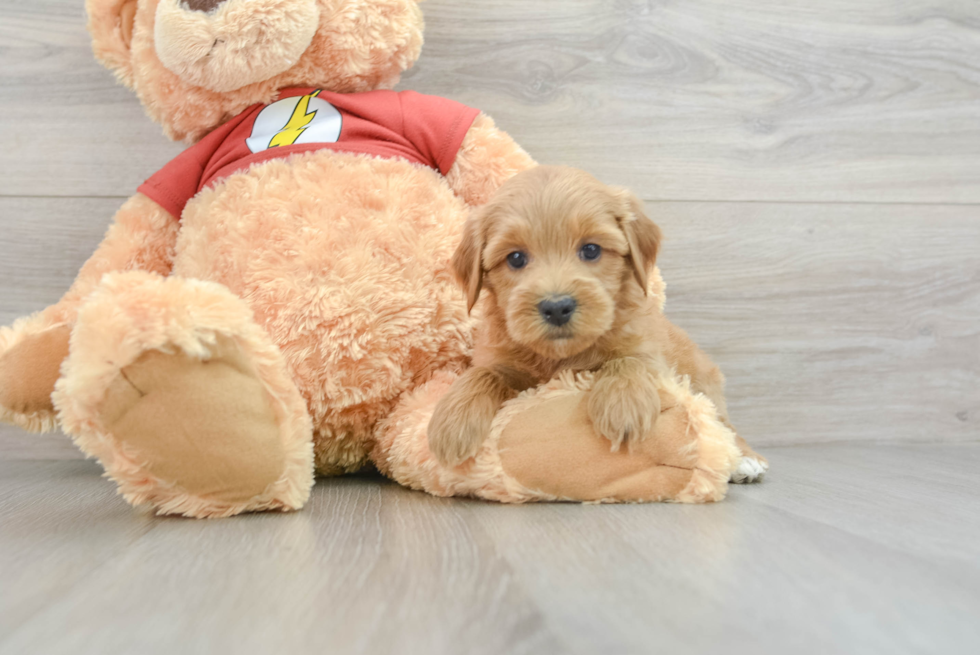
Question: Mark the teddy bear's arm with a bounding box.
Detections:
[446,113,537,207]
[0,193,178,429]
[39,193,178,325]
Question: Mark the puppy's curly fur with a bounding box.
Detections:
[429,166,741,466]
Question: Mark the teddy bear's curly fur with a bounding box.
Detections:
[0,0,765,518]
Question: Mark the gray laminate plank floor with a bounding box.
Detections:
[2,198,977,455]
[1,1,978,653]
[2,443,978,655]
[4,0,980,202]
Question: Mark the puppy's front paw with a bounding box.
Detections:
[730,455,769,483]
[587,372,661,452]
[427,392,496,467]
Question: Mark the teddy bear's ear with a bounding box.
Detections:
[86,0,139,87]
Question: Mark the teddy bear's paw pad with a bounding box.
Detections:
[496,389,702,502]
[730,455,768,484]
[100,335,288,506]
[0,324,71,417]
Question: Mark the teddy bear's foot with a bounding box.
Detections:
[54,271,315,518]
[375,370,742,504]
[0,321,71,432]
[98,337,295,513]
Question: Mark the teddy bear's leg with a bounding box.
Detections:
[684,361,768,484]
[0,194,178,432]
[0,322,71,431]
[53,271,314,518]
[708,406,768,484]
[373,371,742,504]
[709,382,768,483]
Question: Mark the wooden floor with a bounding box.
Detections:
[1,0,978,653]
[2,444,979,654]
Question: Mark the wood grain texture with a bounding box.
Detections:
[0,462,559,655]
[1,445,979,654]
[652,201,980,446]
[462,452,980,654]
[411,0,980,202]
[0,196,116,461]
[1,197,975,459]
[0,460,156,635]
[739,442,980,565]
[0,0,183,197]
[1,0,979,201]
[0,197,115,325]
[2,2,978,653]
[0,426,80,460]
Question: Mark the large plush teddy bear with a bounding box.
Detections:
[0,0,766,517]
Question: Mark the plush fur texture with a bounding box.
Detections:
[377,360,741,504]
[428,166,744,469]
[54,271,315,518]
[0,323,68,432]
[175,150,476,474]
[445,114,537,207]
[0,324,71,416]
[87,0,425,141]
[0,193,177,432]
[153,0,322,93]
[0,0,762,517]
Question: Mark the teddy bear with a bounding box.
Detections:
[0,0,766,518]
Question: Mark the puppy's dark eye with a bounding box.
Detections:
[507,251,529,270]
[579,243,602,261]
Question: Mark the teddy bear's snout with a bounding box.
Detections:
[154,0,321,93]
[183,0,229,12]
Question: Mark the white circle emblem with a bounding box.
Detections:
[245,91,342,154]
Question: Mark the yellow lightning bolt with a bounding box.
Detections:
[268,90,322,148]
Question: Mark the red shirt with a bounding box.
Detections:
[138,88,480,219]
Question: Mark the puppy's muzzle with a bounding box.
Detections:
[538,296,577,327]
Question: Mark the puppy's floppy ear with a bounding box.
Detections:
[614,189,662,295]
[452,206,488,314]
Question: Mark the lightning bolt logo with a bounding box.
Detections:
[268,90,322,148]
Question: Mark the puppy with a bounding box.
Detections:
[428,166,751,473]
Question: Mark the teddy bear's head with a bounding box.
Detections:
[87,0,424,141]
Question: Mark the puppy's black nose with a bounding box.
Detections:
[538,296,577,327]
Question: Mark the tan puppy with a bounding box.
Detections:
[429,166,760,479]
